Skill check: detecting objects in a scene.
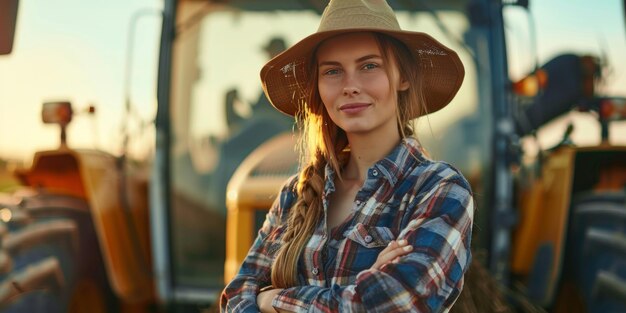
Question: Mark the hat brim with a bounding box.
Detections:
[260,28,464,118]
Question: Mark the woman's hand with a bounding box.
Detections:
[257,288,286,313]
[370,239,413,270]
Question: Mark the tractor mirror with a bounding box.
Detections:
[0,0,19,55]
[42,101,73,125]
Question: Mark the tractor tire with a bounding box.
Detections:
[0,192,115,313]
[565,191,626,313]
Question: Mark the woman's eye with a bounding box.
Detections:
[362,63,379,70]
[323,68,340,76]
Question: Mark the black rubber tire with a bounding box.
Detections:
[566,191,626,313]
[0,259,66,312]
[0,218,77,312]
[0,193,115,312]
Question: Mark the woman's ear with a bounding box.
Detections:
[398,79,410,91]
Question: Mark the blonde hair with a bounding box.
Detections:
[270,32,426,288]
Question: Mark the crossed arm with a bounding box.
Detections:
[256,239,414,312]
[221,177,474,313]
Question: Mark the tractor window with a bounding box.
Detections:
[167,2,482,297]
[169,6,318,291]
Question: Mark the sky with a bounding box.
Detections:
[0,0,162,161]
[0,0,624,163]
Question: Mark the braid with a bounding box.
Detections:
[271,151,326,287]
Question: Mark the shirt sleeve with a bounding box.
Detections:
[272,176,474,313]
[220,176,298,312]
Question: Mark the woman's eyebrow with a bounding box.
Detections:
[356,54,381,62]
[318,54,382,67]
[318,60,340,67]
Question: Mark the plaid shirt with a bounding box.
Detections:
[221,137,474,312]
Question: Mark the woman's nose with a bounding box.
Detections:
[342,71,361,96]
[342,86,360,96]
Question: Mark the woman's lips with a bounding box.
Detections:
[339,103,370,114]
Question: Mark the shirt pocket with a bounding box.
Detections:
[340,223,396,275]
[345,223,395,248]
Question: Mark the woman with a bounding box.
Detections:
[221,0,473,312]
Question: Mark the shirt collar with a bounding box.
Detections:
[322,137,425,194]
[376,137,425,186]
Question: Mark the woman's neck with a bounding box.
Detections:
[343,130,401,181]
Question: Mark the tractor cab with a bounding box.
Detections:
[157,0,486,305]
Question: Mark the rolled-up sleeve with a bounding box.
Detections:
[272,177,474,313]
[220,176,298,312]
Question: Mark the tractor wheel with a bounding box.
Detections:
[564,191,626,313]
[0,217,78,312]
[0,193,115,312]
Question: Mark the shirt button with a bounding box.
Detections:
[355,200,361,205]
[312,267,319,275]
[372,169,379,176]
[364,235,373,243]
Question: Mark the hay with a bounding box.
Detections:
[451,259,515,313]
[451,255,548,313]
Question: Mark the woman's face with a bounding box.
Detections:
[316,32,408,137]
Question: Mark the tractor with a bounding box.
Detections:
[0,0,625,312]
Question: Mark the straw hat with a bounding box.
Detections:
[260,0,465,118]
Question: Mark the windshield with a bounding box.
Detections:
[168,2,481,293]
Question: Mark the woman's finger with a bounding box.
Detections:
[371,240,413,270]
[382,240,399,252]
[383,239,408,256]
[372,246,412,270]
[371,243,394,271]
[383,244,413,263]
[376,240,400,260]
